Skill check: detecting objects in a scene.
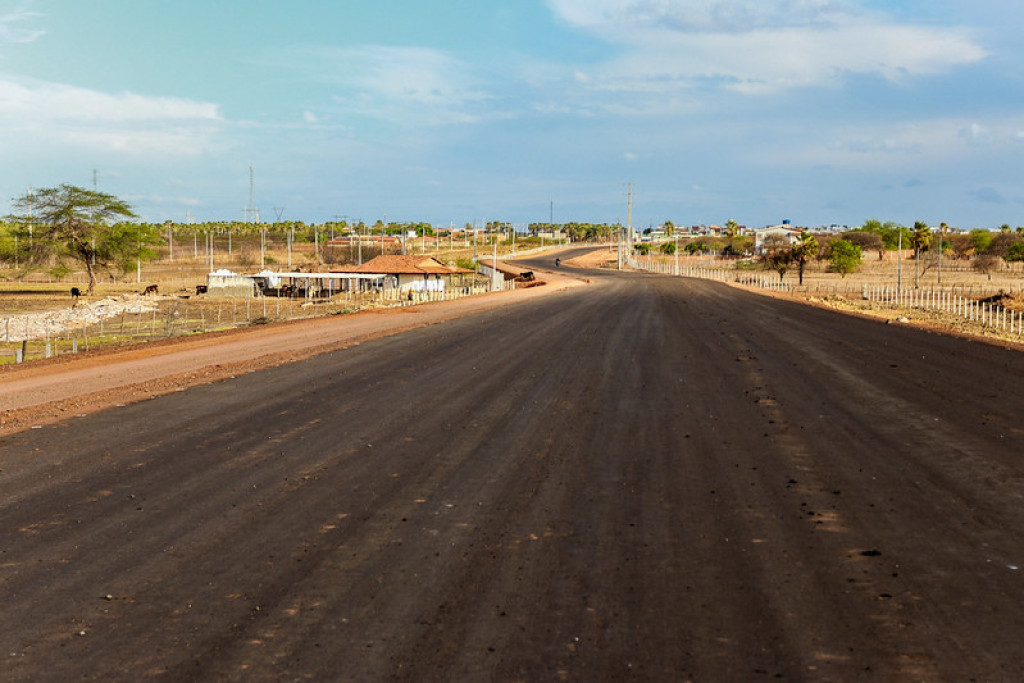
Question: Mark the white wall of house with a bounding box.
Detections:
[397,273,445,292]
[754,226,802,253]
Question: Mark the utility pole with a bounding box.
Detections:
[627,183,633,248]
[617,223,623,270]
[492,229,498,291]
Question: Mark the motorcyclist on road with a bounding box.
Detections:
[555,258,561,267]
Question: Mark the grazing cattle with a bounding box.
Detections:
[70,287,81,303]
[280,284,295,297]
[195,284,208,295]
[143,284,159,296]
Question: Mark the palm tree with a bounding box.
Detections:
[791,231,819,286]
[911,221,931,287]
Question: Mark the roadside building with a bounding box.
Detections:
[336,255,474,293]
[754,223,804,254]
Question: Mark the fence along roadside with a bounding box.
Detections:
[0,282,504,364]
[626,253,1024,339]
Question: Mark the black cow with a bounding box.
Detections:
[195,284,209,295]
[70,287,81,303]
[143,284,159,295]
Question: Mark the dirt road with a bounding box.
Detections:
[2,255,1024,680]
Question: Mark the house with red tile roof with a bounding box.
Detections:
[334,255,474,292]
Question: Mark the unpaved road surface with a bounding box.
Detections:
[3,252,1024,680]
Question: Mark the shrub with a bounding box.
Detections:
[829,239,863,277]
[1006,242,1024,263]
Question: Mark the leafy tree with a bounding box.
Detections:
[724,219,740,239]
[684,238,722,255]
[860,218,908,251]
[7,184,145,294]
[968,229,992,254]
[663,220,675,237]
[635,243,651,255]
[791,231,818,285]
[829,239,863,277]
[985,231,1022,258]
[842,230,884,259]
[761,234,793,281]
[723,235,753,256]
[660,241,677,255]
[1006,241,1024,263]
[948,233,973,259]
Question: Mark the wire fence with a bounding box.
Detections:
[0,281,509,365]
[627,254,1024,338]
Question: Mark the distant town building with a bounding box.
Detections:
[754,222,804,254]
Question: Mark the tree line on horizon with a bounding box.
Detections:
[3,184,1024,292]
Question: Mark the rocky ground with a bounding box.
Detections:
[0,293,164,342]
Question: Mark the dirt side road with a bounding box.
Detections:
[3,263,1024,680]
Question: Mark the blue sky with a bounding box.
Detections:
[2,0,1023,229]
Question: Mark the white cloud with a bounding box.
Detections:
[0,77,224,155]
[547,0,987,98]
[756,115,1024,170]
[0,9,44,44]
[550,0,860,33]
[301,45,493,126]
